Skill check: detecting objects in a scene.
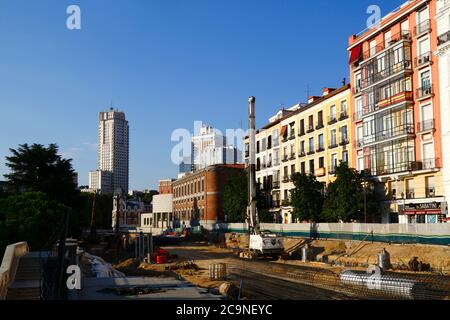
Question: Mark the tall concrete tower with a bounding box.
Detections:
[94,108,129,195]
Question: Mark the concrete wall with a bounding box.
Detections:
[202,222,450,246]
[152,194,173,213]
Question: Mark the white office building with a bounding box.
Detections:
[89,108,129,194]
[191,124,242,171]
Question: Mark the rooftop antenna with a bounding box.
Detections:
[306,84,310,100]
[342,77,347,86]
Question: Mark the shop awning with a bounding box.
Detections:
[349,44,362,64]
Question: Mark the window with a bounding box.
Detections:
[384,30,392,47]
[300,141,305,153]
[267,135,272,149]
[300,119,305,135]
[369,39,377,57]
[342,151,349,164]
[291,164,295,176]
[340,100,348,116]
[309,159,315,174]
[319,157,324,169]
[357,157,364,171]
[330,105,337,120]
[257,141,260,153]
[318,134,324,150]
[340,126,348,143]
[317,111,323,127]
[420,70,431,88]
[301,162,306,174]
[309,137,314,152]
[331,154,338,172]
[308,115,314,130]
[330,129,337,146]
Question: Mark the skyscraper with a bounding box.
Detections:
[89,108,129,194]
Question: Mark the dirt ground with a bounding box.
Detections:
[225,233,450,274]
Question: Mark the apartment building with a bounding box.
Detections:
[279,85,352,223]
[172,164,244,227]
[253,108,296,223]
[436,0,450,221]
[348,0,447,223]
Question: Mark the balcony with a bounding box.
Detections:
[282,155,289,163]
[329,166,337,176]
[406,191,415,199]
[438,31,450,46]
[354,139,364,149]
[289,153,296,160]
[369,123,414,145]
[416,86,434,101]
[281,199,291,207]
[414,19,431,37]
[360,31,411,62]
[315,167,326,177]
[316,145,325,153]
[298,130,306,137]
[426,187,436,199]
[328,116,337,125]
[353,111,363,122]
[307,149,315,155]
[298,151,306,158]
[328,142,338,149]
[417,119,435,133]
[339,138,349,146]
[370,161,417,176]
[316,122,324,130]
[306,126,315,134]
[282,136,289,143]
[414,52,432,68]
[360,59,412,90]
[422,158,440,170]
[289,133,296,141]
[282,176,290,183]
[361,90,413,118]
[339,111,349,121]
[272,181,280,189]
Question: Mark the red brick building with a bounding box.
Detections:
[172,164,245,225]
[158,179,175,195]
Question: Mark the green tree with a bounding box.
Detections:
[290,173,325,222]
[322,162,379,222]
[223,172,247,222]
[141,190,159,204]
[0,192,69,256]
[222,171,274,223]
[4,143,79,207]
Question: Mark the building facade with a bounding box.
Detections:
[280,85,352,223]
[191,124,242,172]
[158,179,176,194]
[435,0,450,221]
[348,0,448,223]
[172,164,245,227]
[88,170,113,194]
[89,109,129,194]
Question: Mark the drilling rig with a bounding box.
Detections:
[240,96,284,259]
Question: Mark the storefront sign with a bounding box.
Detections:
[402,202,442,215]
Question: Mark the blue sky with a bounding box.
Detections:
[0,0,402,190]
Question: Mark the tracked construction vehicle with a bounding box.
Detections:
[239,97,284,260]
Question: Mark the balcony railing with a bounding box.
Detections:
[272,181,280,189]
[438,31,450,46]
[360,89,413,118]
[306,126,315,133]
[298,128,305,137]
[417,119,435,133]
[282,155,289,162]
[282,136,289,143]
[282,176,290,183]
[353,110,363,121]
[281,199,291,207]
[360,60,412,90]
[339,111,349,121]
[316,145,325,153]
[328,116,337,125]
[369,123,414,144]
[289,153,296,160]
[416,86,434,100]
[414,51,432,68]
[414,19,431,37]
[272,200,281,208]
[328,142,338,149]
[354,139,364,149]
[339,138,349,146]
[361,31,411,61]
[289,133,296,140]
[329,166,337,175]
[316,121,324,130]
[370,160,418,176]
[307,149,315,155]
[422,158,440,170]
[298,151,306,158]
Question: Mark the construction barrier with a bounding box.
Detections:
[202,222,450,246]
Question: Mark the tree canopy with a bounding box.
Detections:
[290,173,325,222]
[4,143,79,207]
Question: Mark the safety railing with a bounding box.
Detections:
[0,242,30,300]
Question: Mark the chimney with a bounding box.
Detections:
[308,96,321,104]
[322,88,336,97]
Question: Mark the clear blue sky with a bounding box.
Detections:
[0,0,401,190]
